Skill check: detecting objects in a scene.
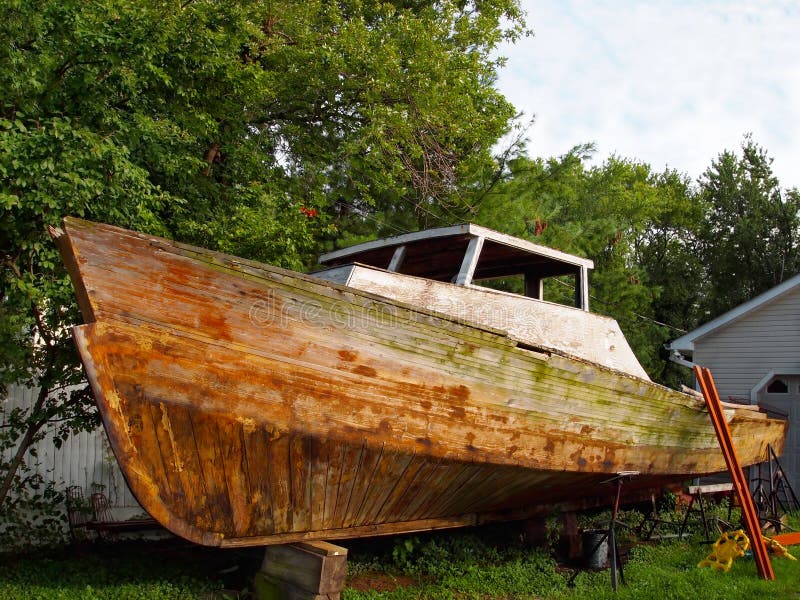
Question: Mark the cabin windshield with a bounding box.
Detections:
[472,274,579,308]
[467,239,587,309]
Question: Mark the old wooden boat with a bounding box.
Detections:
[52,218,787,548]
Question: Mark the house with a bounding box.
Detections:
[668,273,800,494]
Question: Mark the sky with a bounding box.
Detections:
[495,0,800,188]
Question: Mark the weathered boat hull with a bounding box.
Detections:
[56,219,787,547]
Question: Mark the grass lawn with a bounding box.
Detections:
[342,521,800,600]
[1,513,798,599]
[0,540,236,599]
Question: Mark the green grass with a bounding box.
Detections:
[344,536,800,600]
[1,514,799,599]
[560,540,800,600]
[0,540,230,599]
[343,513,800,600]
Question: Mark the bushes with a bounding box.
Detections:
[0,474,68,553]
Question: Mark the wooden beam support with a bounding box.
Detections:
[387,245,406,272]
[455,236,484,286]
[575,266,590,311]
[524,273,543,300]
[255,540,348,600]
[694,366,774,580]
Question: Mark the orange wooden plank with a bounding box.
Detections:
[267,433,292,533]
[240,424,275,535]
[309,437,330,532]
[151,403,213,532]
[289,435,312,533]
[772,532,800,546]
[217,417,253,537]
[331,441,366,530]
[189,410,235,535]
[323,442,345,527]
[357,450,415,525]
[695,366,774,581]
[342,445,384,528]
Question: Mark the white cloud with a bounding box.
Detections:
[496,0,800,187]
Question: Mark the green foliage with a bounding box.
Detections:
[0,0,525,519]
[391,532,505,578]
[0,473,67,552]
[345,521,800,600]
[473,135,800,385]
[563,538,800,600]
[697,135,800,317]
[350,529,566,599]
[3,519,800,599]
[474,147,699,383]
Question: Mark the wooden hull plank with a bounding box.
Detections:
[309,437,330,533]
[151,403,215,533]
[289,435,312,533]
[267,433,292,534]
[358,449,416,525]
[323,441,345,526]
[240,423,275,535]
[342,444,384,529]
[331,441,365,530]
[189,409,236,534]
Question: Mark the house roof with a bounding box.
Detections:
[668,272,800,354]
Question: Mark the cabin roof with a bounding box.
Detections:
[318,224,593,282]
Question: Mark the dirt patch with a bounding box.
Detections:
[347,571,418,592]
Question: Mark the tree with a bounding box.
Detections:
[1,0,525,514]
[475,148,699,382]
[632,168,704,387]
[697,136,800,318]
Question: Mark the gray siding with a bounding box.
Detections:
[693,288,800,401]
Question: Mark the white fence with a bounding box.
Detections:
[2,384,142,515]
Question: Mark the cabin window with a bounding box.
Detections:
[542,276,579,308]
[473,274,525,295]
[767,378,789,394]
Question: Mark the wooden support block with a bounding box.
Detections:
[687,483,734,495]
[255,541,348,600]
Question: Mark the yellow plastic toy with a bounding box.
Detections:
[698,529,750,572]
[763,536,797,561]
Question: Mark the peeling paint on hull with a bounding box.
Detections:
[53,219,788,547]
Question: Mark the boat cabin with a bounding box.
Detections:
[317,224,594,311]
[316,224,649,379]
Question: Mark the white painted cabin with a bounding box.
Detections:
[316,224,649,380]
